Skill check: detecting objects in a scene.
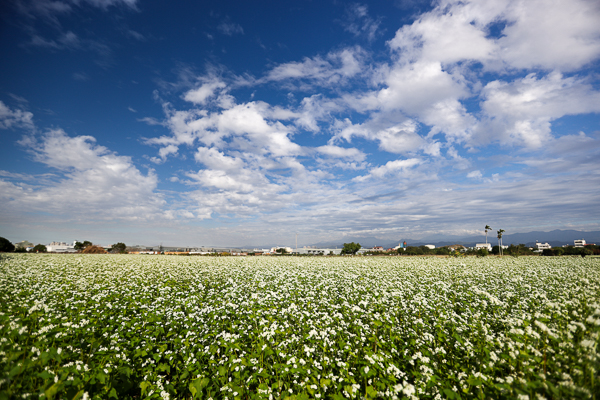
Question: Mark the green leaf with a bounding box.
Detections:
[8,365,23,378]
[467,377,483,386]
[190,377,209,399]
[140,381,152,396]
[71,390,84,400]
[38,371,52,380]
[443,389,456,399]
[45,382,61,400]
[365,386,378,398]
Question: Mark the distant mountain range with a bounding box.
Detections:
[299,230,600,250]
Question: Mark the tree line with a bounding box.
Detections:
[0,237,127,254]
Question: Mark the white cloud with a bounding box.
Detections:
[377,61,468,115]
[496,0,600,71]
[150,144,179,164]
[467,170,482,179]
[387,1,498,65]
[315,145,365,161]
[264,47,366,87]
[194,147,245,171]
[183,78,227,105]
[341,3,383,42]
[479,72,600,147]
[0,101,34,131]
[388,0,600,72]
[3,129,163,220]
[354,158,421,182]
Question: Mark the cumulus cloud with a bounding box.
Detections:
[2,129,163,220]
[354,158,421,182]
[0,101,34,131]
[478,72,600,147]
[183,78,227,105]
[496,0,600,71]
[315,145,365,161]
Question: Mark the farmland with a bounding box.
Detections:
[1,255,599,399]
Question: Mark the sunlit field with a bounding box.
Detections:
[1,254,599,400]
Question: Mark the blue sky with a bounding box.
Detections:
[1,0,600,247]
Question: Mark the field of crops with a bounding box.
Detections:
[1,254,599,400]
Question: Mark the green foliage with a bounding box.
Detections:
[1,255,599,399]
[14,247,28,253]
[341,242,361,255]
[542,248,556,256]
[32,244,47,253]
[74,241,93,250]
[435,247,450,255]
[404,246,424,255]
[505,244,534,257]
[110,242,127,254]
[0,237,15,252]
[477,248,489,257]
[275,247,288,254]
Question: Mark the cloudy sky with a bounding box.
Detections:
[1,0,599,247]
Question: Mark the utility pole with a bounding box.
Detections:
[295,233,298,254]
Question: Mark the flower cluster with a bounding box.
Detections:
[0,254,599,399]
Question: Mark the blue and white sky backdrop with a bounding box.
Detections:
[1,0,600,247]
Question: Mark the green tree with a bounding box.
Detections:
[275,248,288,254]
[497,229,505,256]
[110,242,127,254]
[485,225,491,245]
[75,240,93,250]
[477,248,489,257]
[32,244,47,253]
[0,237,15,252]
[580,247,593,257]
[14,247,28,253]
[404,246,424,255]
[341,242,361,255]
[435,247,450,256]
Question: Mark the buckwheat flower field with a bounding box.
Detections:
[1,255,599,400]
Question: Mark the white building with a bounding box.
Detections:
[475,243,492,251]
[296,248,342,255]
[574,239,586,248]
[271,246,294,254]
[423,244,435,250]
[535,242,552,252]
[46,241,77,253]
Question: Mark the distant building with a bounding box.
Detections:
[46,241,77,253]
[15,240,34,248]
[271,246,294,254]
[475,243,492,251]
[445,244,466,252]
[393,241,407,251]
[297,248,342,255]
[535,242,552,252]
[357,246,386,254]
[423,244,435,250]
[574,239,586,248]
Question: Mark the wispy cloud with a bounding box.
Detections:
[217,18,244,36]
[340,3,383,42]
